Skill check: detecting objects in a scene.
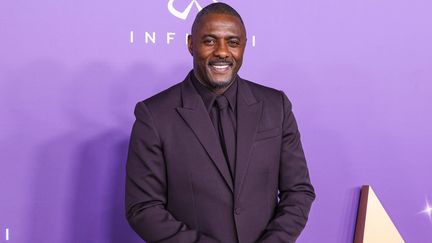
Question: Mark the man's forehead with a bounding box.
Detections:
[193,13,245,35]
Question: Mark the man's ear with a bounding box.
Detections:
[187,35,193,56]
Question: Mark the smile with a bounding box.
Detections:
[209,63,232,73]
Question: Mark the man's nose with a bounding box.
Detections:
[214,41,230,58]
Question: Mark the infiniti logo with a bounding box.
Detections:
[168,0,218,20]
[129,1,257,46]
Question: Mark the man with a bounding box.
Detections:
[125,3,315,243]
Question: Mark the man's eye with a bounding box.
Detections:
[228,40,240,46]
[204,39,216,45]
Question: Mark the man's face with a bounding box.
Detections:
[188,13,246,90]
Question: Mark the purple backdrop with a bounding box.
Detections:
[1,0,431,242]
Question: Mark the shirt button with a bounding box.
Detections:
[234,208,241,215]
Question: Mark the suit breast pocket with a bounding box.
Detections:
[254,127,281,142]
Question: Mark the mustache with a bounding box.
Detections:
[208,59,233,65]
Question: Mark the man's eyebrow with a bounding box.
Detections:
[226,36,241,39]
[200,34,241,39]
[201,34,217,39]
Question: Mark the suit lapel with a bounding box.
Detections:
[176,75,234,192]
[235,78,262,200]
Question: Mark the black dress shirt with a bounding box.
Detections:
[190,72,238,179]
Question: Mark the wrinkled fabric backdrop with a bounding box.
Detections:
[1,0,431,242]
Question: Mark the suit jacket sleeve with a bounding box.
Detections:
[125,102,219,243]
[257,91,316,243]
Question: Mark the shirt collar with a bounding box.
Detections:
[190,71,238,113]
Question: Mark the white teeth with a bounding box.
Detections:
[213,65,229,69]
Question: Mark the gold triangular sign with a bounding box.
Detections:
[354,185,405,243]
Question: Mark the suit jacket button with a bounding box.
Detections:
[234,208,241,215]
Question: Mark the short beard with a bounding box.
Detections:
[207,77,234,90]
[193,68,235,92]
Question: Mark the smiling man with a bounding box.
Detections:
[188,10,245,93]
[125,3,315,243]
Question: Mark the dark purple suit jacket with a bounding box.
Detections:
[125,73,315,243]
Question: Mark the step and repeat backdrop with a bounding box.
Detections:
[1,0,431,242]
